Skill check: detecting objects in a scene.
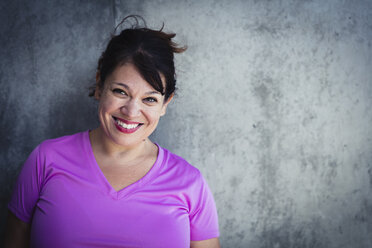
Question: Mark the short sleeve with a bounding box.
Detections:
[189,173,220,241]
[8,145,44,223]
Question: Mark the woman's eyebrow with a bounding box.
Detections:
[112,82,130,89]
[112,82,161,95]
[146,91,161,95]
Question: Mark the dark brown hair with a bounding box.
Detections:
[89,15,186,102]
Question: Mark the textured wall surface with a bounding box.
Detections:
[0,0,111,241]
[1,0,372,247]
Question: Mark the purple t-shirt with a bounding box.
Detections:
[8,131,219,248]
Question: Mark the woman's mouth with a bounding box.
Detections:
[113,117,143,133]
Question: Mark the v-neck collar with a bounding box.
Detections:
[82,130,164,200]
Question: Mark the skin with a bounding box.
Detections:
[93,63,172,153]
[4,211,30,248]
[191,238,221,248]
[92,63,220,247]
[89,63,173,191]
[4,63,220,248]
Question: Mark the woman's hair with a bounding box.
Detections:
[89,15,186,102]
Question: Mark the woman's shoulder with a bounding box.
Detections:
[37,130,88,155]
[19,131,89,173]
[157,145,202,179]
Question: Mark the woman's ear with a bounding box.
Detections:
[96,71,100,83]
[94,71,101,100]
[160,93,174,116]
[94,87,101,100]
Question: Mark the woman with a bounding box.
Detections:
[5,16,220,247]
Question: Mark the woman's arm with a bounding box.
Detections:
[4,211,30,248]
[191,238,221,248]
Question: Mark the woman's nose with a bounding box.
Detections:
[121,99,141,117]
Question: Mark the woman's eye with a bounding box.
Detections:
[113,88,127,96]
[144,97,158,103]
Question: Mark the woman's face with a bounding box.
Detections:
[95,63,172,148]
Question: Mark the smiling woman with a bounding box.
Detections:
[4,16,220,248]
[93,63,172,150]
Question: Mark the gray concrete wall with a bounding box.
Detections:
[1,0,371,247]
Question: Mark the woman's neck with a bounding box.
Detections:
[89,127,156,165]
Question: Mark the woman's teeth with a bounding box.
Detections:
[115,119,139,129]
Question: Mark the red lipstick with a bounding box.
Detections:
[114,116,141,125]
[113,116,142,134]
